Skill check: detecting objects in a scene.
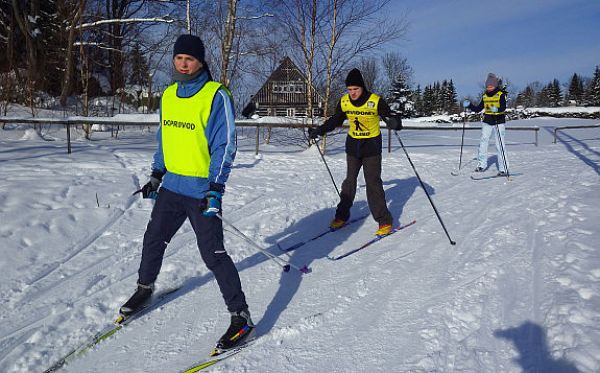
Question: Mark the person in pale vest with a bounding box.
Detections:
[463,73,509,176]
[121,34,254,354]
[308,68,402,236]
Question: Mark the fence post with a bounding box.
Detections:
[388,128,391,152]
[535,128,538,146]
[255,124,260,155]
[67,122,72,154]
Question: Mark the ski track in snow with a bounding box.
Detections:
[0,122,599,372]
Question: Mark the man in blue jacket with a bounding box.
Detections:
[121,34,254,354]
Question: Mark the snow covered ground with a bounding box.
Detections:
[0,117,599,372]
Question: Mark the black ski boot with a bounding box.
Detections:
[212,309,256,355]
[119,283,154,318]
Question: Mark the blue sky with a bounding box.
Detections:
[390,0,600,97]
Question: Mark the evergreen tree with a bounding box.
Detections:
[515,85,535,108]
[433,81,441,113]
[422,85,435,116]
[446,79,458,113]
[436,80,448,114]
[567,73,584,105]
[412,85,423,117]
[388,70,415,117]
[547,79,562,107]
[537,84,550,107]
[588,66,600,106]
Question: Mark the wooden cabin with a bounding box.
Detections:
[243,57,324,118]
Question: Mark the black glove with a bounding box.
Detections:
[385,116,403,131]
[307,127,321,139]
[139,170,164,199]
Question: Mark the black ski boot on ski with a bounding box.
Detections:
[211,309,256,356]
[119,283,154,318]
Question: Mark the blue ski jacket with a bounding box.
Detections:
[152,70,237,199]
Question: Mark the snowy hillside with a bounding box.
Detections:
[0,118,599,372]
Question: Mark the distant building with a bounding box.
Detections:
[242,57,324,118]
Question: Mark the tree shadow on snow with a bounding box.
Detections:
[494,321,580,373]
[231,157,262,169]
[255,176,424,336]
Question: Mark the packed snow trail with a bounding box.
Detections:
[0,120,598,372]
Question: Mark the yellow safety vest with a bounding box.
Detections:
[160,81,223,177]
[341,93,381,139]
[483,91,504,115]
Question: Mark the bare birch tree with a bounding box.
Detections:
[269,0,407,151]
[220,0,238,86]
[272,0,408,115]
[277,0,320,120]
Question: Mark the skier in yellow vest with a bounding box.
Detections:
[308,68,402,236]
[121,34,254,354]
[463,73,509,176]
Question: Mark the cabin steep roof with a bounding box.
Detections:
[252,56,322,105]
[264,56,305,82]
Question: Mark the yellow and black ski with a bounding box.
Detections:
[43,287,181,372]
[181,339,256,373]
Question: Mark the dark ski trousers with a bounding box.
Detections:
[138,188,248,313]
[335,153,392,226]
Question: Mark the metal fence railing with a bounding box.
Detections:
[553,124,600,143]
[1,117,541,154]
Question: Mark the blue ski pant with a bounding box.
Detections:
[478,123,509,172]
[138,188,248,313]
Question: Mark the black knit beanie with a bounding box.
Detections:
[173,34,205,62]
[345,68,365,88]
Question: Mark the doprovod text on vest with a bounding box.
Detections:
[163,119,196,130]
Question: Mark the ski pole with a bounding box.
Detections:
[217,214,311,274]
[457,107,467,170]
[495,125,510,179]
[311,138,341,197]
[393,131,456,245]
